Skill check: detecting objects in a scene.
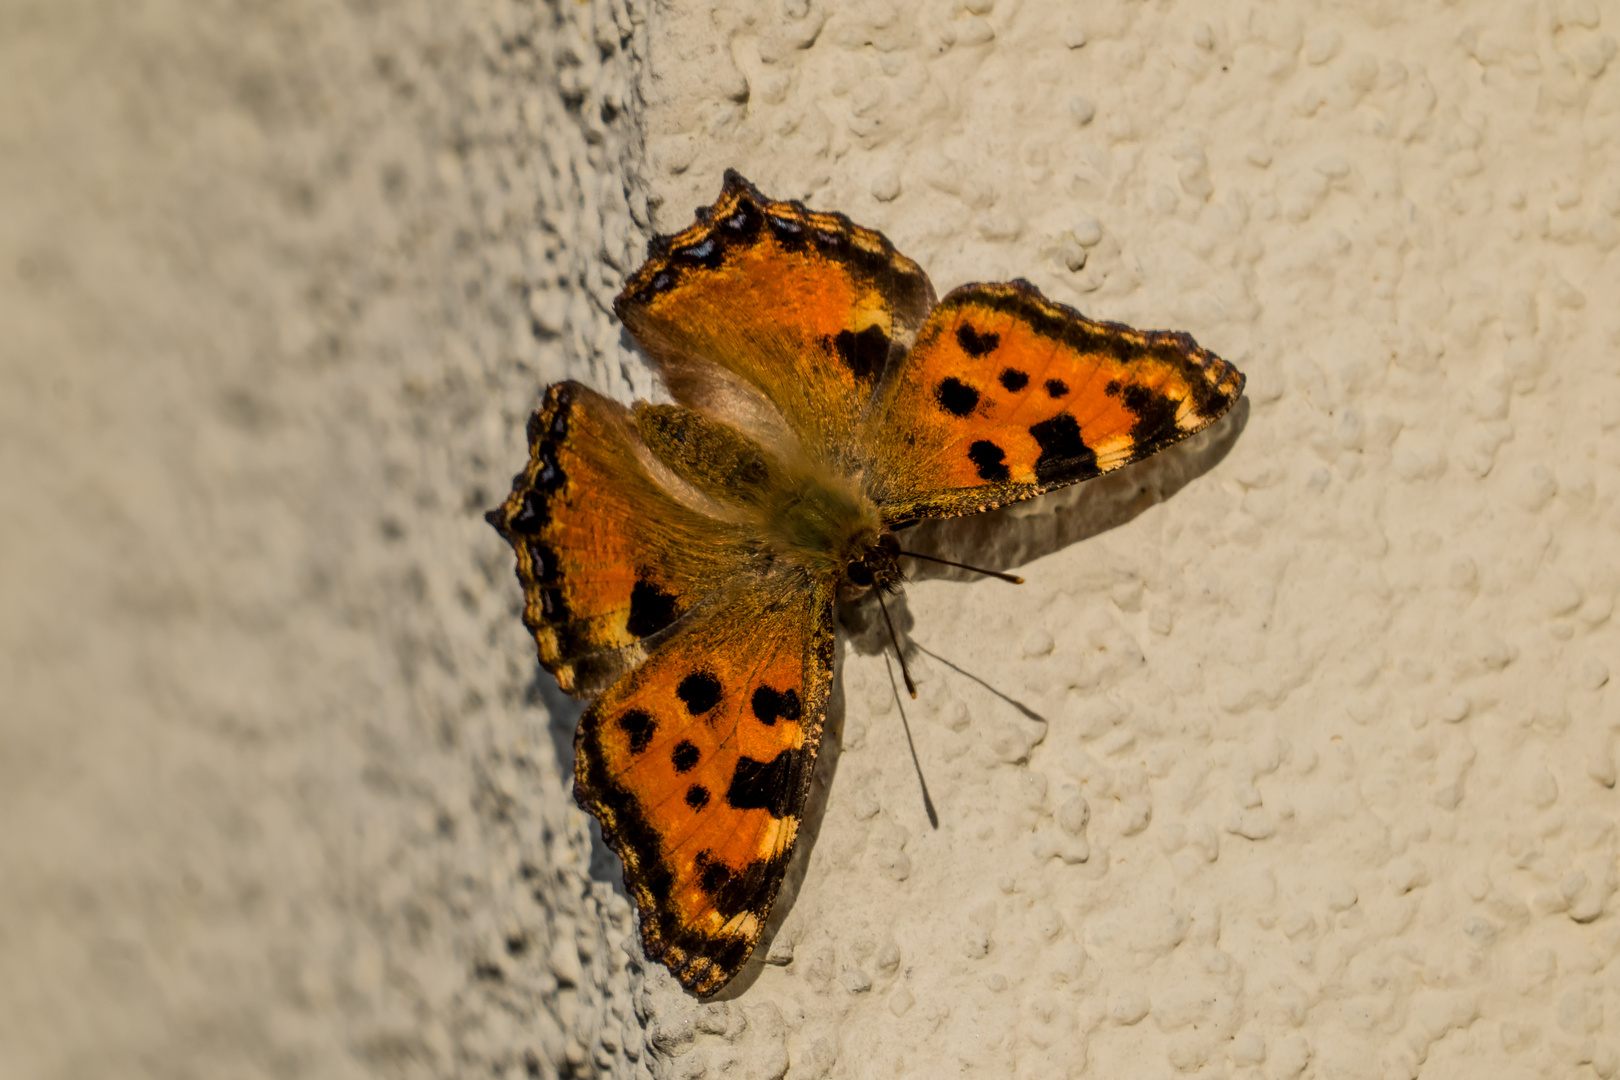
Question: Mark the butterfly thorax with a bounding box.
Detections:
[759,467,900,598]
[635,401,899,597]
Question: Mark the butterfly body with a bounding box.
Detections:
[489,172,1244,996]
[634,399,895,596]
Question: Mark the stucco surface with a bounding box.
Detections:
[3,1,1618,1079]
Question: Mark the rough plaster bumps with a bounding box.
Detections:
[4,1,1617,1079]
[610,2,1620,1078]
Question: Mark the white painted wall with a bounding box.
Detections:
[619,3,1620,1078]
[4,1,1616,1079]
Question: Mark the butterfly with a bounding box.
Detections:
[486,171,1244,997]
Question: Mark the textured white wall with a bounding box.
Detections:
[620,2,1620,1079]
[4,1,1617,1079]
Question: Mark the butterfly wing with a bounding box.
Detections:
[491,381,836,995]
[574,575,835,997]
[615,171,936,465]
[485,381,753,697]
[862,280,1245,522]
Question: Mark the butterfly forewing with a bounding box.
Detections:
[863,281,1245,522]
[615,171,936,466]
[574,577,835,997]
[486,382,753,697]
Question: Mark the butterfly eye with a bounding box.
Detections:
[846,559,875,588]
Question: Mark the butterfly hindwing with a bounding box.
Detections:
[574,577,835,997]
[863,281,1245,522]
[616,171,936,464]
[485,382,752,697]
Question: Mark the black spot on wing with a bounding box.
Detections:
[672,741,700,774]
[829,325,891,382]
[726,750,798,817]
[1045,378,1069,398]
[1120,383,1180,445]
[967,440,1010,482]
[956,324,1000,357]
[1029,412,1099,487]
[618,709,656,755]
[627,579,680,639]
[750,686,801,727]
[935,377,980,417]
[685,784,710,810]
[694,849,792,921]
[676,672,722,715]
[697,852,729,893]
[998,368,1029,392]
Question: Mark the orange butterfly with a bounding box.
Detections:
[487,172,1244,997]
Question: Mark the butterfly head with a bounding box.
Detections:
[838,530,902,601]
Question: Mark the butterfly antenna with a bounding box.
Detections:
[873,589,917,698]
[884,653,939,829]
[898,549,1024,585]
